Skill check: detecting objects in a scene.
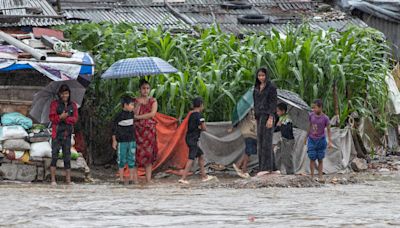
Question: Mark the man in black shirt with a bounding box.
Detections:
[179,97,215,184]
[112,96,138,185]
[275,103,295,174]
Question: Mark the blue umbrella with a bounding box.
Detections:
[101,57,178,79]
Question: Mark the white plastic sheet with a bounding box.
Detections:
[200,122,357,174]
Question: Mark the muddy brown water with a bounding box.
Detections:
[1,173,400,228]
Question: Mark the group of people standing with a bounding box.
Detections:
[48,67,333,185]
[233,68,333,181]
[112,79,158,185]
[178,67,333,184]
[49,79,158,185]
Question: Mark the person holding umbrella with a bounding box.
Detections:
[101,57,178,183]
[253,67,278,176]
[49,84,78,185]
[134,79,158,184]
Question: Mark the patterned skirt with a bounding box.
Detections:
[135,125,158,167]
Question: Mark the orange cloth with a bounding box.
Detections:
[122,112,191,176]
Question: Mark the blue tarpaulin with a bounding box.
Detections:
[0,53,94,76]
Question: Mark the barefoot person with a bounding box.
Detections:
[134,79,158,184]
[49,84,78,185]
[112,96,138,185]
[232,109,257,178]
[253,68,278,176]
[305,99,333,181]
[179,97,215,184]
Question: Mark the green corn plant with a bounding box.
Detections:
[58,22,393,131]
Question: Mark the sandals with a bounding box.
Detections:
[256,171,270,176]
[178,179,190,185]
[233,164,242,175]
[202,175,216,182]
[233,164,249,179]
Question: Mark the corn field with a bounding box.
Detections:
[62,22,392,132]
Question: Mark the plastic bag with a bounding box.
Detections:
[3,139,30,151]
[58,151,80,160]
[3,150,25,160]
[0,126,28,140]
[1,112,33,130]
[30,141,52,158]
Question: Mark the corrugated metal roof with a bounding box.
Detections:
[124,0,226,6]
[0,0,64,27]
[311,18,368,31]
[64,6,189,29]
[0,17,64,27]
[218,17,367,34]
[59,0,368,34]
[173,4,259,25]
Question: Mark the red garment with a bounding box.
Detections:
[122,112,190,177]
[74,132,87,156]
[49,100,78,139]
[134,98,158,167]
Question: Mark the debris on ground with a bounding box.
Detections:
[351,158,368,172]
[228,174,321,188]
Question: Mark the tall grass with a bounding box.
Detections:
[62,22,391,132]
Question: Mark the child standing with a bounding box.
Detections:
[179,97,215,184]
[112,96,138,185]
[232,109,257,179]
[305,99,332,181]
[275,103,295,175]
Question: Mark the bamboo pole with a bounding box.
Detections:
[0,31,47,61]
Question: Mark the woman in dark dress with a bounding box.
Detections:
[253,68,278,176]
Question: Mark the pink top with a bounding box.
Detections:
[308,112,330,139]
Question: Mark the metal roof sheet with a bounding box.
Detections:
[0,0,64,27]
[64,6,189,29]
[59,0,368,33]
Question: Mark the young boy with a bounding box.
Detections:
[275,103,295,175]
[112,96,138,185]
[179,97,215,184]
[305,99,333,181]
[232,109,257,179]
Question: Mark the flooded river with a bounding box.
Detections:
[1,174,400,228]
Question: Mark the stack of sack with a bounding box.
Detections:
[0,113,32,162]
[0,112,81,162]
